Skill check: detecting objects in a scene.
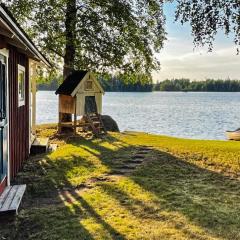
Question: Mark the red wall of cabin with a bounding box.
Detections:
[8,46,29,179]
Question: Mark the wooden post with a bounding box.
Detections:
[74,97,77,134]
[29,61,37,135]
[58,95,62,134]
[58,113,62,134]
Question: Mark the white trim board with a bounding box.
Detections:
[17,64,26,107]
[0,48,10,186]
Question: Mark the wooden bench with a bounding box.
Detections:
[0,185,26,215]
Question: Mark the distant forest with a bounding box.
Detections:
[99,77,153,92]
[154,79,240,92]
[38,78,240,92]
[37,77,153,92]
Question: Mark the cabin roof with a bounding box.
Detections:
[55,70,88,96]
[0,3,51,67]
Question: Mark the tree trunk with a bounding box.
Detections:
[63,0,77,79]
[59,0,77,133]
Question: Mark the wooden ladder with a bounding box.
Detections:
[86,113,107,137]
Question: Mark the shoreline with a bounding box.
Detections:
[37,89,240,93]
[36,123,231,142]
[36,124,240,174]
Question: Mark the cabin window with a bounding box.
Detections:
[18,65,25,107]
[85,80,93,91]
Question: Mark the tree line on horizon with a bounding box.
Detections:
[38,78,240,92]
[154,79,240,92]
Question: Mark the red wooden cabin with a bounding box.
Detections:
[0,4,51,197]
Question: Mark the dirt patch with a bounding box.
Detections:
[137,150,150,154]
[138,146,152,150]
[120,165,137,169]
[124,160,143,164]
[132,155,145,159]
[73,174,123,193]
[109,169,133,175]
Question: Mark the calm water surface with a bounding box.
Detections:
[37,91,240,140]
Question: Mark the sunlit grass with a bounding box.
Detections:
[1,125,240,240]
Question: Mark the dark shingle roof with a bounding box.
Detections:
[55,70,88,96]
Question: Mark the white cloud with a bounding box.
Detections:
[153,35,240,82]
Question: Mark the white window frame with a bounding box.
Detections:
[18,64,25,107]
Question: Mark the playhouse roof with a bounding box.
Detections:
[0,3,51,67]
[55,70,88,96]
[56,70,105,96]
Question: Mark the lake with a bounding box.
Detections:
[36,91,240,140]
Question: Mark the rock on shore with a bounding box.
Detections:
[101,115,120,132]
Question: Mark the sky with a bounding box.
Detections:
[153,3,240,82]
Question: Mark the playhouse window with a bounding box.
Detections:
[85,81,93,90]
[18,65,25,107]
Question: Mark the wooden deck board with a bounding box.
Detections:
[9,185,26,212]
[0,186,11,209]
[0,185,26,215]
[1,185,18,212]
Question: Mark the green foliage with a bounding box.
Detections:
[175,0,240,51]
[99,73,153,92]
[3,0,239,83]
[37,72,153,92]
[36,68,62,85]
[38,77,240,92]
[4,0,166,75]
[154,78,240,92]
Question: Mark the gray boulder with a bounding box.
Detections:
[101,115,120,132]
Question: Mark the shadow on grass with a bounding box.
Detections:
[60,190,126,240]
[99,151,240,238]
[1,133,240,239]
[74,135,240,239]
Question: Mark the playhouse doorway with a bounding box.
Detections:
[85,96,98,114]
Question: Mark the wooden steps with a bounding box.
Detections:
[0,185,26,215]
[57,113,107,137]
[31,137,49,154]
[86,113,107,137]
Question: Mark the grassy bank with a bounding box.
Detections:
[1,125,240,240]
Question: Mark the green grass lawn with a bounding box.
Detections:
[1,125,240,240]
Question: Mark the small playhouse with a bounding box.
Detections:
[55,70,106,136]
